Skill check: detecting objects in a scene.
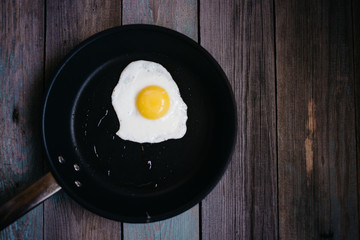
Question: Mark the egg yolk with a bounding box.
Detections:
[136,85,170,119]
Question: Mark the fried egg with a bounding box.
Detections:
[111,60,188,143]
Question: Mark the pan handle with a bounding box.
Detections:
[0,172,61,231]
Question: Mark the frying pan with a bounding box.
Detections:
[0,24,237,229]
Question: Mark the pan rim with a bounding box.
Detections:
[42,24,237,223]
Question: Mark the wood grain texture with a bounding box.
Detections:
[44,1,122,239]
[276,0,358,238]
[0,0,44,239]
[1,1,358,239]
[122,0,199,239]
[200,0,278,239]
[353,0,360,234]
[122,0,198,41]
[124,205,199,240]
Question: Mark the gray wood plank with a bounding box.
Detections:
[122,0,197,41]
[200,0,278,239]
[0,0,45,239]
[44,1,122,239]
[122,0,199,239]
[276,0,358,238]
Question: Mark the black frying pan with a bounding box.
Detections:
[0,24,237,227]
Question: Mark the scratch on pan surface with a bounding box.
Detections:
[97,109,109,127]
[305,98,316,186]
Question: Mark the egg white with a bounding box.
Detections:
[111,60,188,143]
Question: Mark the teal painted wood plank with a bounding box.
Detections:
[0,0,44,239]
[124,205,199,240]
[44,191,122,240]
[122,0,199,239]
[200,0,278,239]
[44,1,123,239]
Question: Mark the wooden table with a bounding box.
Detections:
[0,0,359,239]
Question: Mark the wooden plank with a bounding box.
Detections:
[124,206,199,240]
[0,0,44,239]
[44,1,122,239]
[200,0,278,239]
[276,0,358,238]
[122,0,197,41]
[122,0,199,239]
[353,0,360,233]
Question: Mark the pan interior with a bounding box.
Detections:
[71,55,212,197]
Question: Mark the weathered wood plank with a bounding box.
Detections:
[124,206,199,240]
[44,1,122,239]
[122,0,199,239]
[200,0,278,239]
[276,0,358,238]
[0,0,44,239]
[122,0,197,41]
[353,0,360,233]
